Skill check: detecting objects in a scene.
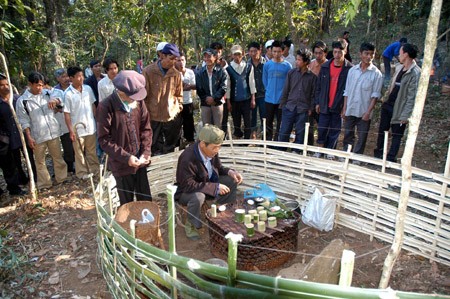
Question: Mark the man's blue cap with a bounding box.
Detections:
[161,43,180,57]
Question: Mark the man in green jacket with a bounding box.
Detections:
[374,43,421,162]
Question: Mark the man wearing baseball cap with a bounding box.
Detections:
[97,70,153,205]
[143,43,184,156]
[175,124,243,240]
[156,42,168,60]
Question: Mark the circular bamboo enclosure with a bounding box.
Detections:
[95,139,449,298]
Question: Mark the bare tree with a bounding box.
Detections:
[379,0,443,288]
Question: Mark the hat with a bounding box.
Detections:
[156,42,168,52]
[112,70,147,101]
[230,45,243,55]
[161,43,180,57]
[202,48,217,56]
[265,40,274,49]
[198,125,225,144]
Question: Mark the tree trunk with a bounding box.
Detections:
[379,0,442,288]
[43,0,64,68]
[0,53,37,201]
[284,0,298,43]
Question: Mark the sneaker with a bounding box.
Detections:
[312,152,322,158]
[326,154,335,160]
[184,221,200,240]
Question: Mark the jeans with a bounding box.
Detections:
[231,99,251,139]
[317,112,342,149]
[278,107,308,146]
[251,97,266,133]
[265,102,282,141]
[343,116,371,154]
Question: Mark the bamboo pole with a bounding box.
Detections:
[225,232,242,288]
[379,0,443,288]
[166,184,178,299]
[0,52,37,200]
[432,142,450,259]
[130,219,137,298]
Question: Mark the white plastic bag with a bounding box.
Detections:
[301,187,336,231]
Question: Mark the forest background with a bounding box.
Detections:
[1,0,450,90]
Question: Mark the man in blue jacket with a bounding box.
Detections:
[382,37,407,83]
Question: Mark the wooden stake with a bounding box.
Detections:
[339,249,355,287]
[0,52,37,200]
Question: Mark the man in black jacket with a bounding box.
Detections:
[196,49,227,129]
[314,40,353,159]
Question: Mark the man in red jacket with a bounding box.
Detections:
[96,70,153,205]
[175,125,243,240]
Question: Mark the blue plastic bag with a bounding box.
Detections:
[244,183,277,202]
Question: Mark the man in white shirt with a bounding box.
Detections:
[17,72,68,189]
[64,66,100,179]
[175,52,196,143]
[282,40,296,68]
[53,68,75,173]
[98,58,119,102]
[225,45,256,139]
[342,42,383,156]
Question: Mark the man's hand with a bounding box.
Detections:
[362,112,370,122]
[206,96,214,106]
[218,183,230,195]
[227,99,232,112]
[27,136,36,150]
[69,131,76,142]
[228,169,243,184]
[128,155,141,167]
[315,104,320,114]
[250,98,256,109]
[48,98,60,110]
[139,155,151,166]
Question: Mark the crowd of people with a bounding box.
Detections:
[0,36,420,225]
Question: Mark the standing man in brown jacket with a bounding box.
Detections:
[97,70,152,205]
[143,43,184,155]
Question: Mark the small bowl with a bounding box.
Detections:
[218,205,226,212]
[283,201,300,212]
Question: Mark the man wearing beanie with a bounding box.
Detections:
[175,124,243,240]
[96,70,153,205]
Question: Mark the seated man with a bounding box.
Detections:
[175,125,243,240]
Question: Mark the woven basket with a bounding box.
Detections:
[115,201,165,250]
[206,208,300,271]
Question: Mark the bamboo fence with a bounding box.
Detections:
[95,139,450,298]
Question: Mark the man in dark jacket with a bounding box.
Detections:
[175,125,243,240]
[97,70,153,205]
[196,48,227,128]
[314,40,353,159]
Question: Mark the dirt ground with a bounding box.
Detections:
[0,86,449,298]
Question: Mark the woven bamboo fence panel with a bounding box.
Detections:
[95,140,449,298]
